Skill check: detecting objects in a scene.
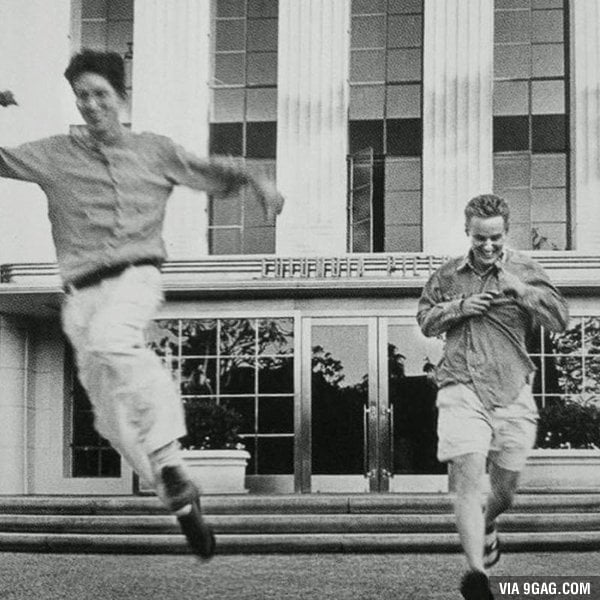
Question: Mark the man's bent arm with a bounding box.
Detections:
[417,272,465,337]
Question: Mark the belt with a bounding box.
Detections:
[65,258,162,292]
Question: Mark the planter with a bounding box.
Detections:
[521,449,600,491]
[182,449,251,494]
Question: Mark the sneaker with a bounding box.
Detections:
[484,522,501,569]
[460,571,494,600]
[159,466,216,560]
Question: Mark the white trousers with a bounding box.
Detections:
[61,264,185,487]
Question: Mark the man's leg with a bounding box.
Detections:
[452,452,488,573]
[485,462,520,529]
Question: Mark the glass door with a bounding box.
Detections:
[305,316,446,493]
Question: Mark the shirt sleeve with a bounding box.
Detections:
[0,138,54,183]
[159,136,251,196]
[509,262,569,333]
[417,268,465,337]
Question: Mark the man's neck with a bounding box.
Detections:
[88,124,125,147]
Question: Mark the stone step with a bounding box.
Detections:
[1,530,599,555]
[0,493,598,515]
[1,512,600,535]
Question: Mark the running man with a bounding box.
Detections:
[1,50,284,559]
[417,194,568,599]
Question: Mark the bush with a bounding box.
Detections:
[536,398,600,449]
[180,398,245,451]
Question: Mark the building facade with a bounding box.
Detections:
[1,0,600,496]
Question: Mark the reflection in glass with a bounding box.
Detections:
[311,326,368,475]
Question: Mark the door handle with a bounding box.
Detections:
[363,405,371,478]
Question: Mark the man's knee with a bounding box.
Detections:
[450,453,487,496]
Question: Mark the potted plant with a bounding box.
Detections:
[522,397,600,490]
[180,398,251,494]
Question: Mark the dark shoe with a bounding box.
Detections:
[460,571,494,600]
[177,496,216,560]
[484,522,501,569]
[159,466,216,560]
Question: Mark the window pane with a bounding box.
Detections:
[532,10,563,43]
[107,21,133,55]
[210,122,244,155]
[212,88,245,122]
[259,358,293,393]
[259,318,294,354]
[227,397,255,434]
[256,437,293,474]
[531,114,566,152]
[493,116,530,151]
[495,10,531,43]
[387,84,421,118]
[532,0,563,7]
[100,449,121,477]
[494,45,531,79]
[353,0,386,13]
[350,85,385,119]
[384,224,422,252]
[532,187,566,222]
[181,320,218,356]
[243,227,276,253]
[532,80,564,114]
[247,19,278,51]
[82,0,107,18]
[502,188,532,223]
[496,0,530,7]
[181,359,217,395]
[210,227,242,254]
[508,223,532,249]
[210,195,242,226]
[532,154,566,187]
[247,0,278,18]
[215,53,246,85]
[258,397,293,433]
[352,219,372,252]
[351,50,386,82]
[216,20,245,51]
[81,22,107,49]
[493,154,531,188]
[351,15,386,48]
[531,223,566,249]
[388,0,423,13]
[217,0,246,18]
[385,157,422,190]
[493,80,529,116]
[247,52,278,86]
[246,121,277,158]
[387,48,421,82]
[387,15,422,48]
[349,120,384,154]
[384,191,421,225]
[246,88,277,121]
[108,0,133,19]
[221,319,256,355]
[532,44,564,77]
[386,118,422,156]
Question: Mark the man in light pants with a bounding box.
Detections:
[417,195,568,599]
[0,50,283,559]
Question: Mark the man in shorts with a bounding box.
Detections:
[417,194,568,599]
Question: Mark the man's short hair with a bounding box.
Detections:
[465,194,510,232]
[64,49,127,98]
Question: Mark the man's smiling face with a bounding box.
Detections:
[467,215,507,270]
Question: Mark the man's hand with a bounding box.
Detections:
[0,90,17,107]
[460,292,498,316]
[251,177,284,222]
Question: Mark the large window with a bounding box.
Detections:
[493,0,569,250]
[530,317,600,449]
[147,317,295,475]
[348,0,423,253]
[79,0,134,122]
[209,0,279,254]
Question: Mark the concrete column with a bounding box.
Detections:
[0,0,71,264]
[572,1,600,251]
[0,317,29,493]
[132,0,211,258]
[276,0,350,255]
[422,0,494,255]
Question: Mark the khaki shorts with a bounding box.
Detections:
[436,382,538,472]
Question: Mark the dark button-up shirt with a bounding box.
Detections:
[417,249,569,408]
[0,127,246,284]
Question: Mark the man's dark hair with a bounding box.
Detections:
[64,49,127,98]
[464,194,510,232]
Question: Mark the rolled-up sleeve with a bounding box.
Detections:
[417,270,465,337]
[159,137,250,196]
[0,139,54,183]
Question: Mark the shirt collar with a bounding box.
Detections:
[456,248,508,274]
